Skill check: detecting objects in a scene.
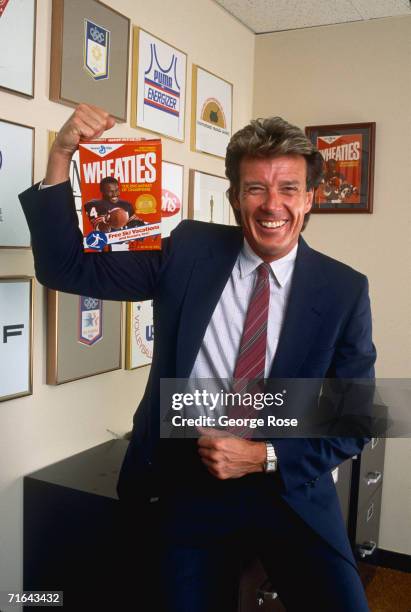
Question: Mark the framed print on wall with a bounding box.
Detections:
[191,65,233,158]
[188,170,231,225]
[50,0,130,121]
[305,122,376,213]
[125,300,154,370]
[47,290,122,384]
[131,27,187,141]
[0,0,36,97]
[0,277,33,402]
[0,119,34,248]
[162,161,183,238]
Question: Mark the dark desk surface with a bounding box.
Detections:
[25,439,129,499]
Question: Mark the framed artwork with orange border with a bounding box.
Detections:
[305,122,375,213]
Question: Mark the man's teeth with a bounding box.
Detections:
[260,220,287,228]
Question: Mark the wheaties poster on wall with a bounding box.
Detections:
[131,28,187,141]
[305,122,375,213]
[49,132,82,228]
[125,300,154,370]
[47,290,122,384]
[0,0,36,97]
[0,119,33,248]
[191,65,232,158]
[162,161,183,237]
[0,277,33,402]
[188,170,230,225]
[50,0,130,121]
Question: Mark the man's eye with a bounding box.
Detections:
[247,186,264,194]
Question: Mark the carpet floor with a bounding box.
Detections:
[359,562,411,612]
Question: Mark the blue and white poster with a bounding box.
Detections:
[78,296,103,345]
[126,300,154,369]
[133,28,187,141]
[83,19,110,81]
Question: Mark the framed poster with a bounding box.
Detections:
[191,65,233,158]
[0,0,36,97]
[0,119,33,248]
[50,0,130,121]
[305,122,376,213]
[131,27,187,141]
[162,161,183,237]
[188,170,231,225]
[47,290,122,384]
[49,131,83,229]
[125,300,154,370]
[0,277,33,402]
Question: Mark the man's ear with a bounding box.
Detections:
[305,189,314,212]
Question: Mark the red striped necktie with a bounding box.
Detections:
[229,263,271,436]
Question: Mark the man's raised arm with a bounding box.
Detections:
[19,104,165,302]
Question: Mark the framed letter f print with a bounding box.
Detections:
[0,277,33,402]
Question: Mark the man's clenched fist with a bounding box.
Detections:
[45,103,115,186]
[197,426,266,479]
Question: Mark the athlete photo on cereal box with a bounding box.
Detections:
[78,138,162,252]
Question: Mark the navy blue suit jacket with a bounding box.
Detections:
[20,181,376,568]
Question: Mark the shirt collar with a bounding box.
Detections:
[239,240,298,287]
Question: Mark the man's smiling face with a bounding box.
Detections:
[233,155,313,262]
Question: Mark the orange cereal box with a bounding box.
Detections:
[78,138,162,252]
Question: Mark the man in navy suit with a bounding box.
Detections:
[20,104,375,611]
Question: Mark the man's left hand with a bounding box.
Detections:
[197,427,266,479]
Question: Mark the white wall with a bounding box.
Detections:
[0,0,255,596]
[254,16,411,555]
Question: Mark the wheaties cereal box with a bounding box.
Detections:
[78,139,162,252]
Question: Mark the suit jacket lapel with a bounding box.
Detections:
[176,229,243,378]
[269,237,328,378]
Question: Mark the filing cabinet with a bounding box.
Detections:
[333,457,353,528]
[349,437,386,559]
[355,484,383,559]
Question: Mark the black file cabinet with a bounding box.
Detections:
[349,437,386,560]
[24,440,130,611]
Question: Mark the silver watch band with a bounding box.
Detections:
[264,441,277,473]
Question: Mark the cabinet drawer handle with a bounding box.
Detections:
[365,471,382,486]
[358,541,377,558]
[257,580,279,603]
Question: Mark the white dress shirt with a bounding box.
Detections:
[189,240,298,381]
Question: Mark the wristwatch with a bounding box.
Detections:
[264,441,277,473]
